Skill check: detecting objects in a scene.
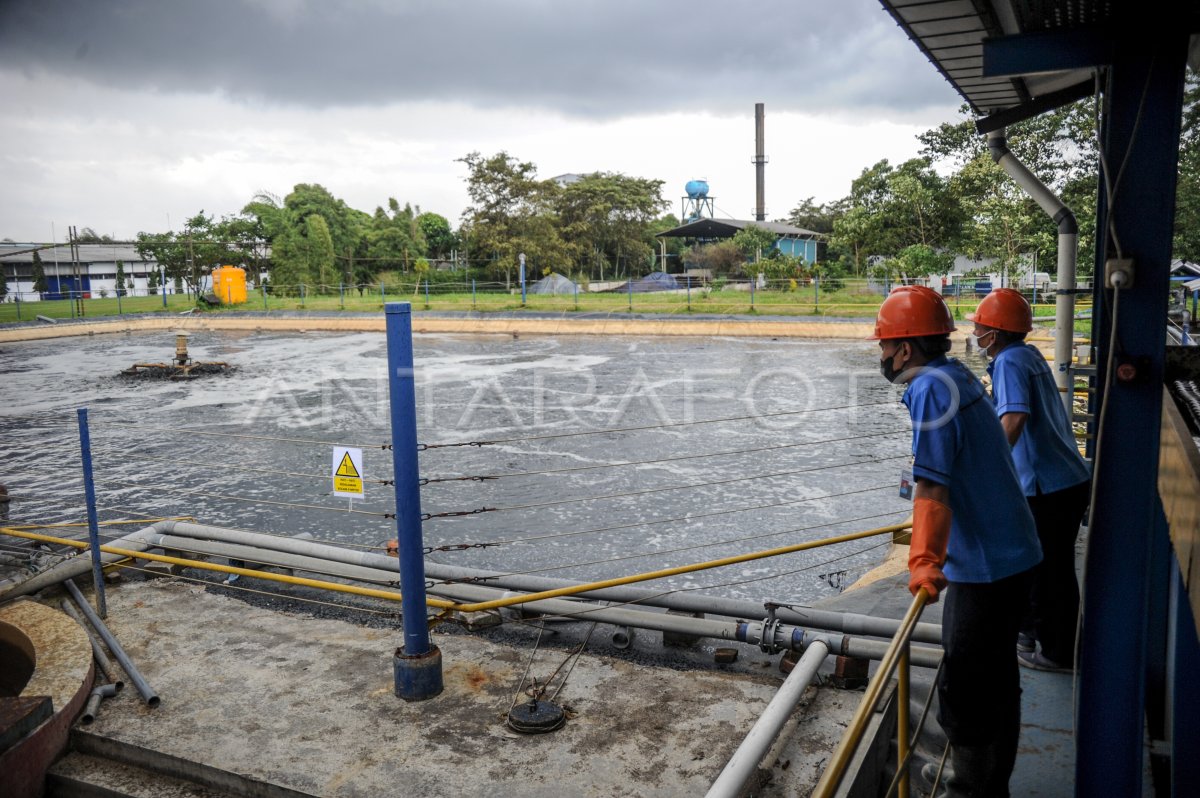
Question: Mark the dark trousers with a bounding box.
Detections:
[937,570,1032,794]
[1021,480,1089,664]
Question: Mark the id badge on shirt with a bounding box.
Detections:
[899,464,914,501]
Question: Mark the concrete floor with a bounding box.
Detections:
[53,577,863,798]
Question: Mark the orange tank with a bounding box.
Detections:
[212,265,247,304]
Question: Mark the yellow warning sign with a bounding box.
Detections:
[335,452,360,478]
[331,446,364,497]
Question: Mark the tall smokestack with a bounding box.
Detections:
[753,103,766,222]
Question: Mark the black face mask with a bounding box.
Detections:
[880,348,906,383]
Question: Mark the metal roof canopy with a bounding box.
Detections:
[878,2,1200,796]
[655,218,821,240]
[881,1,1200,128]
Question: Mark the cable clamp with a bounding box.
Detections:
[420,507,495,521]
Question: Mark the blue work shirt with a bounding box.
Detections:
[902,356,1042,583]
[988,344,1091,496]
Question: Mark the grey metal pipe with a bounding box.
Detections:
[705,640,831,798]
[61,600,124,691]
[428,580,943,668]
[0,525,160,602]
[64,579,159,707]
[81,683,119,725]
[156,521,940,644]
[987,129,1078,414]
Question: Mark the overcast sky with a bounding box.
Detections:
[0,0,964,242]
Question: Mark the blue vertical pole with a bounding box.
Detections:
[75,408,107,618]
[117,289,122,315]
[384,302,442,701]
[339,282,345,310]
[300,284,306,308]
[815,274,819,313]
[471,279,476,310]
[262,283,268,311]
[160,268,166,308]
[14,294,20,321]
[1076,38,1188,796]
[574,282,579,310]
[380,281,386,305]
[687,277,691,311]
[424,279,429,308]
[627,277,632,312]
[750,276,755,310]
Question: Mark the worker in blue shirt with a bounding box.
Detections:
[968,288,1091,673]
[874,286,1042,797]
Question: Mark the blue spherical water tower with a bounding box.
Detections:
[682,179,715,223]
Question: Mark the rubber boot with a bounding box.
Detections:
[940,744,1003,798]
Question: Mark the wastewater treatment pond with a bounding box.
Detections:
[0,329,986,605]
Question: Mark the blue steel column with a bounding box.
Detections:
[384,302,442,700]
[1076,36,1188,796]
[75,408,107,618]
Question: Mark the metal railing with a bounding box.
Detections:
[812,588,933,798]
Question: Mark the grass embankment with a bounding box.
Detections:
[0,286,1091,337]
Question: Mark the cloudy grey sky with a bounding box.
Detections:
[0,0,963,242]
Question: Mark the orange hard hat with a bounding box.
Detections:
[871,286,956,340]
[966,288,1033,333]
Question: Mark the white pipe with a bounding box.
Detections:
[987,129,1078,415]
[156,521,941,644]
[705,641,831,798]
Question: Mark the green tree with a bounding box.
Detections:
[731,225,779,272]
[146,266,160,292]
[115,261,127,296]
[554,172,668,279]
[417,212,455,260]
[32,250,47,294]
[830,206,882,276]
[304,214,336,288]
[1175,73,1200,262]
[888,244,955,279]
[458,151,570,283]
[365,199,426,273]
[784,197,837,234]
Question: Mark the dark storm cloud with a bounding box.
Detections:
[0,0,956,116]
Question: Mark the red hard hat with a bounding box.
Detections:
[871,286,956,340]
[966,288,1033,333]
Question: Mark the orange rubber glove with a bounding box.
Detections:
[909,496,951,602]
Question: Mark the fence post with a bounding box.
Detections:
[472,279,476,310]
[384,302,443,701]
[340,282,345,310]
[381,281,386,305]
[814,274,820,314]
[262,283,268,311]
[117,289,122,315]
[628,277,633,313]
[161,269,167,308]
[300,284,306,308]
[15,293,20,321]
[75,408,107,618]
[424,279,429,309]
[687,278,691,311]
[71,290,77,319]
[574,282,579,311]
[750,277,755,310]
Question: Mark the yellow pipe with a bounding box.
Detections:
[812,589,930,798]
[0,527,456,609]
[442,523,910,613]
[897,644,911,798]
[1,521,910,614]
